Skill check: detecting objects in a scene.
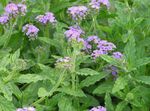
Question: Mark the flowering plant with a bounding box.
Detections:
[0,0,150,111]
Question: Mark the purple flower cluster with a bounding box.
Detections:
[22,24,39,40]
[5,2,27,16]
[36,12,57,24]
[90,106,106,111]
[0,14,9,24]
[112,52,123,59]
[68,6,88,20]
[16,107,35,111]
[64,26,84,43]
[84,36,116,59]
[0,2,27,25]
[89,0,110,10]
[5,3,19,16]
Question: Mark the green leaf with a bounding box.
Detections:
[17,74,47,83]
[0,55,10,68]
[58,96,76,111]
[58,87,86,97]
[105,93,114,111]
[100,55,126,71]
[115,101,128,111]
[135,76,150,85]
[0,82,21,101]
[79,95,99,107]
[112,77,128,93]
[0,96,16,111]
[77,68,99,76]
[80,72,107,88]
[124,36,136,71]
[1,83,12,101]
[136,57,150,68]
[22,82,42,105]
[0,3,4,14]
[38,87,49,97]
[10,83,22,99]
[93,82,113,94]
[10,49,20,63]
[38,37,54,46]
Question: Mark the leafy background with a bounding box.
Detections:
[0,0,150,111]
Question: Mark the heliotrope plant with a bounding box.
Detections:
[0,0,150,111]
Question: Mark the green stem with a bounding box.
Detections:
[71,53,77,90]
[72,72,76,90]
[3,18,18,48]
[32,69,66,106]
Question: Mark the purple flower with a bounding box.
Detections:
[91,49,107,59]
[22,24,39,40]
[68,6,88,20]
[84,41,92,49]
[45,12,57,23]
[64,26,84,41]
[36,15,46,24]
[97,40,116,52]
[84,36,100,50]
[0,14,9,24]
[84,35,116,59]
[16,107,35,111]
[89,0,110,10]
[17,3,27,16]
[89,0,101,10]
[36,12,56,24]
[90,106,106,111]
[87,36,100,44]
[5,3,19,16]
[111,66,118,76]
[100,0,110,7]
[112,52,123,59]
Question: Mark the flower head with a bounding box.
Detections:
[89,0,101,10]
[112,52,123,59]
[97,40,116,52]
[85,36,101,50]
[16,107,35,111]
[17,3,27,16]
[0,14,9,24]
[91,49,107,59]
[100,0,110,7]
[84,35,116,59]
[111,65,118,76]
[22,24,39,40]
[89,0,110,10]
[5,3,19,16]
[64,26,84,41]
[90,106,106,111]
[36,12,56,24]
[68,6,88,20]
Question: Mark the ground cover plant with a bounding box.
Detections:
[0,0,150,111]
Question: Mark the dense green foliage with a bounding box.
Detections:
[0,0,150,111]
